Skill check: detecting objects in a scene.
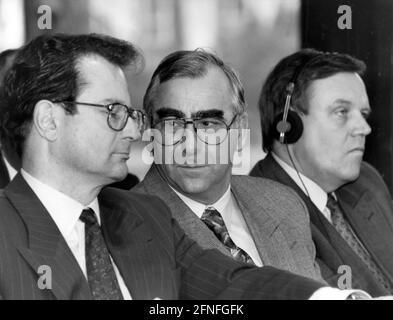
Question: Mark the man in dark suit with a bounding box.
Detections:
[0,33,357,300]
[134,50,322,281]
[250,48,393,296]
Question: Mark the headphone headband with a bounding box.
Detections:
[274,52,325,144]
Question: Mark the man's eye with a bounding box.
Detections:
[163,119,183,127]
[198,119,223,128]
[335,108,348,117]
[110,112,122,120]
[361,111,371,120]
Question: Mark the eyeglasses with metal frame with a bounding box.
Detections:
[152,114,238,146]
[55,101,146,132]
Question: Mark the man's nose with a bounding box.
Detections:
[181,124,198,151]
[122,117,142,141]
[352,112,371,136]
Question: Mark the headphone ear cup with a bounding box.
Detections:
[273,110,303,144]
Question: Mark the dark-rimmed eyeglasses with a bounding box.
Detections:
[152,115,238,146]
[55,101,146,132]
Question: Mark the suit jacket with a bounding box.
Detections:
[133,165,323,281]
[0,155,10,188]
[108,173,139,190]
[0,173,324,300]
[250,154,393,296]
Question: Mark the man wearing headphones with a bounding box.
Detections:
[250,48,393,296]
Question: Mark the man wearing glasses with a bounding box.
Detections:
[134,50,322,281]
[0,33,148,299]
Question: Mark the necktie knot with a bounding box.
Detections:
[80,208,98,226]
[326,193,338,210]
[201,206,221,222]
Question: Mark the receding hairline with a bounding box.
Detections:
[303,71,368,108]
[149,65,237,113]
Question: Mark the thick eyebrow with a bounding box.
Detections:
[155,108,185,118]
[193,109,224,119]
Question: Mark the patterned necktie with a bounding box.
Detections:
[201,207,254,265]
[327,193,392,292]
[80,208,124,300]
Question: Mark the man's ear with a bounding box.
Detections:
[235,112,249,152]
[33,100,59,141]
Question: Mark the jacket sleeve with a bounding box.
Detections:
[171,216,326,300]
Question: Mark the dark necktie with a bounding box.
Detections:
[327,193,392,292]
[201,207,254,265]
[80,208,124,300]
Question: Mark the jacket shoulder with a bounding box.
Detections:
[232,175,310,220]
[349,161,391,197]
[233,175,305,200]
[101,186,173,220]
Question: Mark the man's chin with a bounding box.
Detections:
[172,178,209,196]
[108,165,129,182]
[340,168,361,184]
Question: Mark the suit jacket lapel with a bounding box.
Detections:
[5,174,91,300]
[338,186,393,284]
[98,189,151,299]
[258,154,332,236]
[230,176,283,266]
[135,165,231,257]
[0,155,10,188]
[99,188,181,300]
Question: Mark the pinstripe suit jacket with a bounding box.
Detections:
[0,174,324,300]
[134,165,323,281]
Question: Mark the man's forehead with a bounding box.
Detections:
[153,72,234,116]
[306,72,369,107]
[75,54,130,104]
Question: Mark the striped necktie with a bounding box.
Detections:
[327,193,392,292]
[201,207,254,265]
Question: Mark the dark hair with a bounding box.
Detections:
[0,49,18,85]
[0,33,143,157]
[143,49,246,121]
[260,48,366,152]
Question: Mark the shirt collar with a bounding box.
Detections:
[21,169,100,239]
[271,152,328,213]
[170,185,232,219]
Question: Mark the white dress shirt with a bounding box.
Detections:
[21,169,132,300]
[171,185,263,267]
[271,152,335,222]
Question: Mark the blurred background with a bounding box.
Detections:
[1,0,393,192]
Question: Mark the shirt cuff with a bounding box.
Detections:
[309,287,371,300]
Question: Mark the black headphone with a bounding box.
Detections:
[273,82,303,144]
[273,53,323,144]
